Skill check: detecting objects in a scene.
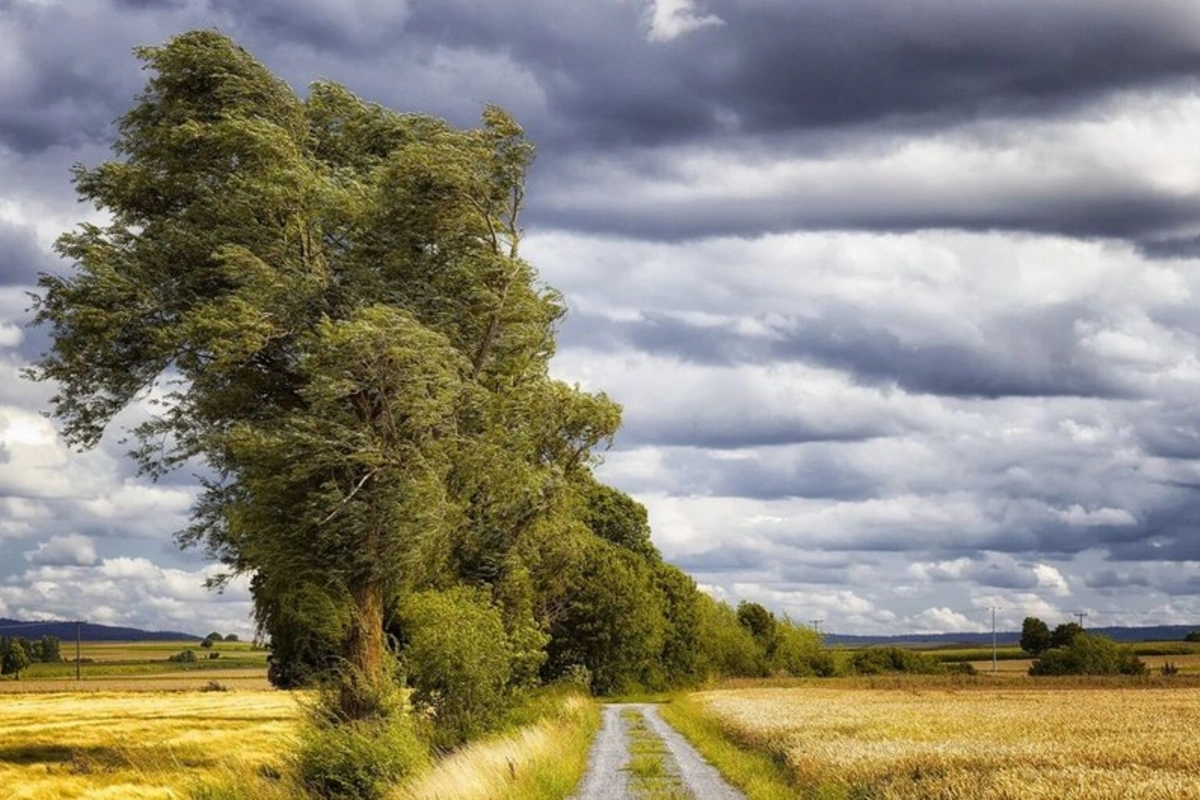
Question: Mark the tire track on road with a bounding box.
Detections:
[571,703,745,800]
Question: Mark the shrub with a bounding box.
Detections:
[770,619,823,676]
[399,586,513,749]
[297,710,426,799]
[169,649,198,663]
[1029,633,1147,676]
[1162,661,1180,676]
[201,680,228,692]
[848,647,945,675]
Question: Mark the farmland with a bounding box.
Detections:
[0,640,271,693]
[682,682,1200,799]
[0,690,298,799]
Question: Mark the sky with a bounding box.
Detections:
[4,0,1200,638]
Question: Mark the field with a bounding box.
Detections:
[0,690,299,799]
[830,640,1200,677]
[688,682,1200,799]
[0,640,272,692]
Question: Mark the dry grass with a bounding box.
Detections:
[393,693,599,800]
[0,690,299,799]
[691,684,1200,799]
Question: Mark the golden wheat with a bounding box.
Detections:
[692,685,1200,799]
[0,690,299,799]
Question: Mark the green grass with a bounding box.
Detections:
[5,640,268,681]
[621,709,692,800]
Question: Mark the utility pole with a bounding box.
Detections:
[1075,612,1088,629]
[991,607,998,675]
[75,620,81,682]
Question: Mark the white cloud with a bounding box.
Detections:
[24,533,97,566]
[911,607,986,634]
[644,0,723,41]
[0,557,254,637]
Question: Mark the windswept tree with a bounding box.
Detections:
[29,30,618,720]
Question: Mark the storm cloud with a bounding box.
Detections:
[5,0,1200,635]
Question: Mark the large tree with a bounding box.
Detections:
[29,31,618,718]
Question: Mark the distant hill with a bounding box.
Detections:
[826,624,1200,648]
[0,618,201,641]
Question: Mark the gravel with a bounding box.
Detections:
[571,703,746,800]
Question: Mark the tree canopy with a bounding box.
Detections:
[29,30,619,718]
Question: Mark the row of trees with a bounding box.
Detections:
[0,635,62,679]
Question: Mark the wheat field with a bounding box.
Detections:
[692,684,1200,799]
[0,690,299,799]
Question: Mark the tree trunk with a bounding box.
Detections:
[341,579,386,720]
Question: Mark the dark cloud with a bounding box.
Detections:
[657,446,882,501]
[400,0,1200,149]
[568,306,1131,400]
[0,220,56,287]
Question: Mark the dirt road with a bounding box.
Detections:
[571,703,745,800]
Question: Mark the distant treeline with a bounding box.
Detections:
[0,635,62,679]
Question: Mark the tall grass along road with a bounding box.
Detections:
[573,704,744,800]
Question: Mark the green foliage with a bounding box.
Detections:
[580,477,658,559]
[770,619,823,677]
[0,637,32,679]
[1029,632,1147,676]
[1020,616,1052,656]
[224,634,239,642]
[543,538,666,695]
[736,602,777,645]
[297,702,427,800]
[206,632,224,642]
[200,639,214,649]
[28,29,620,720]
[169,649,198,663]
[693,594,761,677]
[847,647,946,675]
[1185,631,1200,643]
[653,563,706,686]
[1050,622,1085,649]
[399,587,514,749]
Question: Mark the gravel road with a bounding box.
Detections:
[571,703,746,800]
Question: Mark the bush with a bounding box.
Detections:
[1029,633,1147,676]
[1162,661,1180,676]
[770,620,823,676]
[848,647,945,675]
[168,649,198,663]
[399,586,513,750]
[297,711,427,800]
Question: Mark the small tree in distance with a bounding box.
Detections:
[1020,617,1052,656]
[0,637,32,680]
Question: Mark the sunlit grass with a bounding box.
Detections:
[392,692,599,800]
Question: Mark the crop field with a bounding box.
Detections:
[0,690,299,799]
[0,641,271,691]
[689,683,1200,799]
